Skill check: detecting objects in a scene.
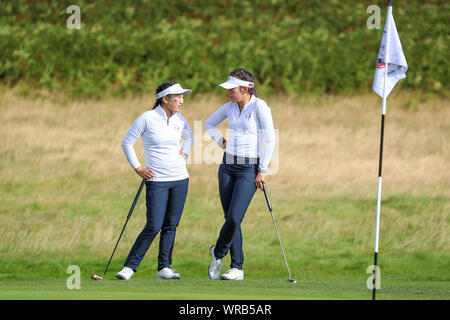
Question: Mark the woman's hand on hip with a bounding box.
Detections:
[179,149,188,160]
[135,166,155,179]
[254,171,265,190]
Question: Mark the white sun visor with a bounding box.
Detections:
[155,83,192,99]
[218,76,254,89]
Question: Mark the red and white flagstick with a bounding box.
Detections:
[373,0,393,301]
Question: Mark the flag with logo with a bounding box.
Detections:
[372,6,408,98]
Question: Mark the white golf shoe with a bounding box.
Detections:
[208,245,222,280]
[221,268,244,280]
[156,267,181,279]
[115,266,135,280]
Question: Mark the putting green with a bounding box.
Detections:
[0,276,448,300]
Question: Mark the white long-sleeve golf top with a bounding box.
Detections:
[122,105,193,181]
[205,95,276,172]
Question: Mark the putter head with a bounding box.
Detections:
[287,279,297,284]
[91,274,103,281]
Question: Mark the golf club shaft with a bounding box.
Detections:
[102,179,145,276]
[262,183,292,280]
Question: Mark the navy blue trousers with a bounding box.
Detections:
[214,153,258,270]
[124,178,189,272]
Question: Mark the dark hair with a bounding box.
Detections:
[229,68,257,97]
[153,81,178,109]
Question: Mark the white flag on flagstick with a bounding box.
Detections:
[372,6,408,98]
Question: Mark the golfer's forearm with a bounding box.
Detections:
[205,105,227,144]
[122,144,141,169]
[256,103,276,172]
[122,115,146,169]
[258,135,275,172]
[181,128,194,156]
[134,166,145,175]
[205,124,223,145]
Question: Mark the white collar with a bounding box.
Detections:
[236,95,255,111]
[155,105,177,119]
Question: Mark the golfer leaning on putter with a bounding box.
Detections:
[116,81,193,280]
[205,68,276,280]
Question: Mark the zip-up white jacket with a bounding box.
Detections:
[205,95,275,172]
[122,105,193,181]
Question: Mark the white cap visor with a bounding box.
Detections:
[218,76,254,89]
[156,83,192,99]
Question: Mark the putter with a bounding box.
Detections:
[262,182,296,284]
[91,179,145,281]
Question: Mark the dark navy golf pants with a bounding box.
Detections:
[214,153,258,270]
[124,178,189,272]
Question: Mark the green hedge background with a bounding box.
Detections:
[0,0,448,98]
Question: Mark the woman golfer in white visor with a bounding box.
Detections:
[116,81,193,280]
[205,68,276,280]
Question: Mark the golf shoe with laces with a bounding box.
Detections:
[115,266,135,280]
[221,268,244,280]
[156,267,181,279]
[208,245,222,279]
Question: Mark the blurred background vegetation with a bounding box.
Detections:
[0,0,448,99]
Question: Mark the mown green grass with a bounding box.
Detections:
[0,276,448,300]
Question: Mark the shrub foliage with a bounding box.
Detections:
[0,0,448,97]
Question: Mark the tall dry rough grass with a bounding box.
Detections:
[0,91,448,261]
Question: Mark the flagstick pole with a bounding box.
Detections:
[373,0,392,301]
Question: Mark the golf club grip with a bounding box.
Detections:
[127,179,145,219]
[262,183,273,212]
[103,179,145,275]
